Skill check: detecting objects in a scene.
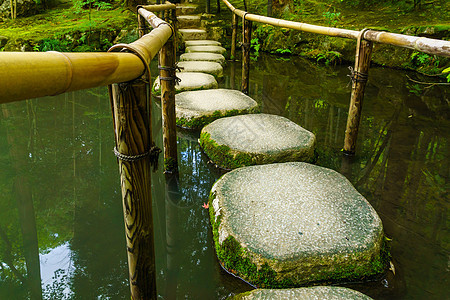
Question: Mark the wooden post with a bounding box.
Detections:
[206,0,210,13]
[231,14,238,61]
[171,8,179,51]
[343,29,373,155]
[241,17,252,94]
[159,37,178,174]
[111,79,158,300]
[216,0,221,13]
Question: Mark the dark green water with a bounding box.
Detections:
[0,53,448,299]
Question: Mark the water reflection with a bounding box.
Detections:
[0,53,447,299]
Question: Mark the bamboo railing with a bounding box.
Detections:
[222,0,450,154]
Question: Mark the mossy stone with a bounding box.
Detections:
[199,114,316,169]
[175,89,259,130]
[209,162,388,288]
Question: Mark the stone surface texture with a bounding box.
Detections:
[232,286,373,300]
[178,61,223,78]
[200,114,316,169]
[185,40,222,47]
[177,15,201,28]
[179,29,208,41]
[152,72,218,95]
[180,52,226,65]
[209,162,386,287]
[186,45,227,54]
[176,89,259,129]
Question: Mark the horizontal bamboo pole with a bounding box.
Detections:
[0,13,173,104]
[221,0,450,57]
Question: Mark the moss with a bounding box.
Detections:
[163,157,178,173]
[176,107,259,130]
[208,190,390,288]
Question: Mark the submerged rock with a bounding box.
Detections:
[232,286,373,299]
[152,72,218,96]
[175,89,259,130]
[200,114,316,169]
[209,162,388,288]
[177,61,223,78]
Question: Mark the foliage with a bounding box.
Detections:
[72,0,113,14]
[442,67,450,82]
[250,37,261,61]
[322,11,341,27]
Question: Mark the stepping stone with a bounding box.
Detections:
[199,114,316,169]
[180,52,226,66]
[177,15,201,28]
[185,40,221,47]
[186,45,227,55]
[178,61,223,78]
[176,4,198,15]
[152,72,218,96]
[232,286,373,299]
[179,29,208,41]
[176,89,259,129]
[209,162,388,288]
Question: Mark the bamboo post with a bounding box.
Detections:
[231,14,238,60]
[171,8,179,51]
[206,0,210,13]
[343,29,373,155]
[241,17,252,94]
[159,37,178,173]
[111,79,158,299]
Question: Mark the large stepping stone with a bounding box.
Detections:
[185,40,221,47]
[177,15,201,28]
[152,72,218,96]
[186,45,227,55]
[232,286,373,299]
[176,89,259,129]
[209,162,388,288]
[176,4,198,15]
[179,29,208,41]
[180,52,226,66]
[199,114,316,169]
[178,61,223,78]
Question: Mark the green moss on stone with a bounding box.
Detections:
[208,190,390,288]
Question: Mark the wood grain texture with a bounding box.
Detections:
[112,81,157,299]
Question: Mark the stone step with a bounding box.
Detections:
[176,4,198,15]
[177,61,223,78]
[179,52,226,66]
[185,45,227,55]
[179,29,208,41]
[232,287,373,299]
[209,162,388,288]
[175,89,259,129]
[152,72,218,96]
[185,40,221,47]
[199,114,316,169]
[177,15,202,29]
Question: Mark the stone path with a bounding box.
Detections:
[157,2,385,298]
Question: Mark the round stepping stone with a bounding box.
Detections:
[176,89,259,129]
[186,45,227,55]
[199,114,316,169]
[179,29,207,41]
[180,52,226,66]
[177,15,201,28]
[209,162,388,288]
[178,61,223,78]
[152,72,218,96]
[232,286,373,299]
[185,40,221,47]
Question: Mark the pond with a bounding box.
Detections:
[0,53,447,299]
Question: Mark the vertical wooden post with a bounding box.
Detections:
[343,29,373,155]
[171,8,179,51]
[206,0,210,13]
[216,0,221,13]
[241,17,252,94]
[159,37,178,173]
[111,80,157,300]
[231,14,238,61]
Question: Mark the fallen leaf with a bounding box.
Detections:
[202,202,209,209]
